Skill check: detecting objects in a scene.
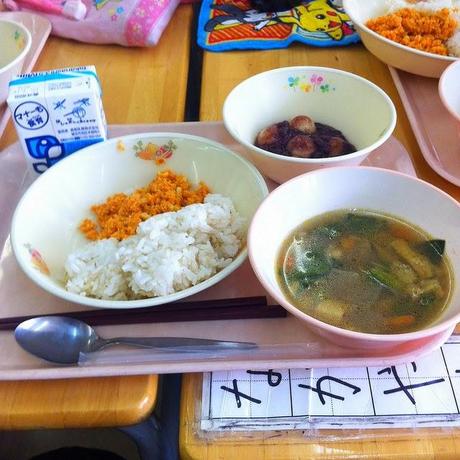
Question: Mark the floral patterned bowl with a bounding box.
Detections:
[0,19,31,107]
[11,132,268,309]
[223,66,396,183]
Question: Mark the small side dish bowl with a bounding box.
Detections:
[11,133,268,309]
[439,59,460,124]
[248,167,460,350]
[343,0,457,78]
[223,66,396,183]
[0,19,31,106]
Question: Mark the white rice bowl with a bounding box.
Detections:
[65,194,245,300]
[343,0,459,78]
[382,0,460,57]
[386,0,456,13]
[11,132,269,309]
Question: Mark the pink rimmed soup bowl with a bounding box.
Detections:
[248,167,460,350]
[439,59,460,125]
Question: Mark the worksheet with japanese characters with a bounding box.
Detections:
[201,336,460,431]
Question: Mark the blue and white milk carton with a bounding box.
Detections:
[7,66,107,175]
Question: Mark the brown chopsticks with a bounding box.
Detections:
[0,296,286,331]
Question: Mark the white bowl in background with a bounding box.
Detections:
[11,132,268,309]
[0,19,31,106]
[223,66,396,183]
[343,0,457,78]
[248,167,460,350]
[439,59,460,124]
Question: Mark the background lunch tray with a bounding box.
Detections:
[0,12,51,139]
[389,67,460,187]
[0,121,450,381]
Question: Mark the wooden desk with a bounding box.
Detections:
[179,44,460,459]
[0,4,192,430]
[0,375,158,430]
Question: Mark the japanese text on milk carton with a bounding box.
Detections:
[7,66,107,175]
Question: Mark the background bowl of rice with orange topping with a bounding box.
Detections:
[343,0,460,78]
[11,133,268,309]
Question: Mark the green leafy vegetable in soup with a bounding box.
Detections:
[277,210,453,334]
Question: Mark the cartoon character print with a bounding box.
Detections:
[278,0,353,40]
[94,0,110,8]
[205,6,277,32]
[94,0,123,9]
[93,0,125,22]
[205,0,354,41]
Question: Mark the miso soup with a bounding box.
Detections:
[277,210,453,334]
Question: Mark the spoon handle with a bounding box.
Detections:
[102,336,256,351]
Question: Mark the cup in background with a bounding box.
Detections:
[0,19,32,108]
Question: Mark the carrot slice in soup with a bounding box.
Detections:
[387,315,416,329]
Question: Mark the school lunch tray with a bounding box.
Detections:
[389,67,460,187]
[0,121,454,381]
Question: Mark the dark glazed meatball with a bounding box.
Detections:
[256,124,280,145]
[255,121,291,156]
[327,137,346,157]
[287,135,316,158]
[289,115,316,134]
[254,115,356,159]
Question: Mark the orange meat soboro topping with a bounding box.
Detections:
[79,170,210,241]
[366,8,457,56]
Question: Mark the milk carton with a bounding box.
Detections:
[7,66,107,176]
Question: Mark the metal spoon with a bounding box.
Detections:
[14,316,257,364]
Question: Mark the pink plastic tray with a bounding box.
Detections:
[0,12,51,139]
[0,121,452,380]
[390,67,460,187]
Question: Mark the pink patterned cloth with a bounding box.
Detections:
[4,0,181,46]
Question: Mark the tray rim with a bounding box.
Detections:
[0,325,453,381]
[389,67,460,187]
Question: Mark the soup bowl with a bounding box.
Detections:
[223,66,396,184]
[11,132,268,309]
[248,167,460,350]
[439,59,460,125]
[0,19,31,107]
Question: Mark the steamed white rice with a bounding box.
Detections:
[448,8,460,54]
[64,194,245,300]
[384,0,460,56]
[386,0,458,13]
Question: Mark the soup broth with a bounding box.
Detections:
[277,210,452,334]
